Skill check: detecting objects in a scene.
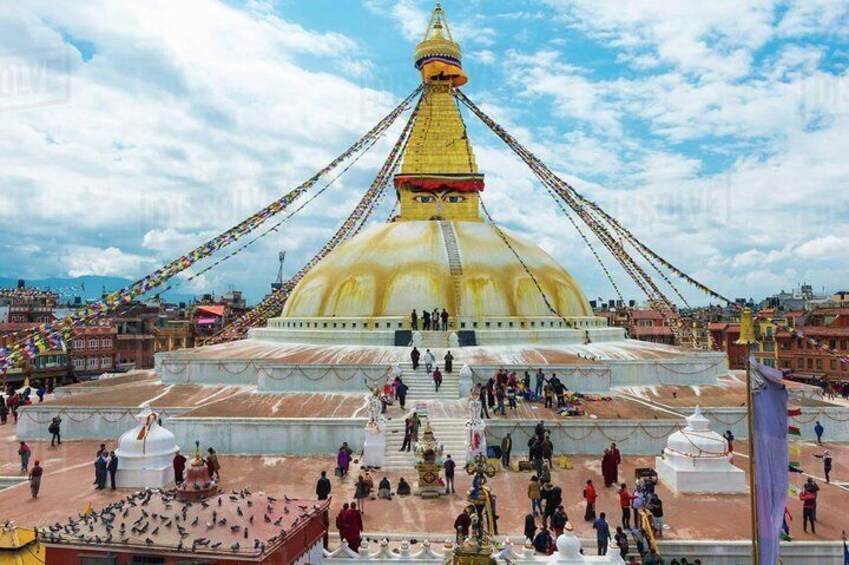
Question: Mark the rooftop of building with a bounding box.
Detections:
[41,488,329,559]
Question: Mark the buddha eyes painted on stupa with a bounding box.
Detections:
[411,192,467,204]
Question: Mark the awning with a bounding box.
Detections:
[196,305,225,317]
[196,317,218,325]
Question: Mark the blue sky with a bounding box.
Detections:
[1,0,848,304]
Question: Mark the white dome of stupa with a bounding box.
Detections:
[546,524,589,564]
[116,403,179,459]
[664,406,728,459]
[113,402,179,489]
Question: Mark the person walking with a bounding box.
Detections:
[28,460,43,498]
[410,347,421,370]
[724,430,734,454]
[615,526,629,559]
[316,470,332,500]
[396,379,408,409]
[433,367,443,392]
[173,450,187,485]
[107,451,119,490]
[593,512,611,556]
[501,433,513,469]
[354,475,369,515]
[48,416,62,446]
[583,479,597,521]
[410,412,421,442]
[814,450,833,483]
[535,368,545,399]
[602,449,616,488]
[648,494,665,536]
[441,308,449,331]
[411,309,418,331]
[431,308,440,331]
[530,438,543,477]
[95,453,108,490]
[551,506,568,538]
[814,421,824,445]
[400,418,413,452]
[444,454,456,494]
[800,489,817,534]
[528,475,542,516]
[18,441,31,472]
[542,435,553,468]
[424,349,435,374]
[444,350,454,373]
[422,309,431,331]
[336,503,350,546]
[206,448,221,480]
[619,483,635,529]
[344,502,364,552]
[337,443,352,477]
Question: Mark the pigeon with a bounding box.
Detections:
[249,516,254,525]
[236,507,243,517]
[264,514,271,524]
[145,537,154,545]
[150,527,159,536]
[191,517,200,527]
[230,542,240,552]
[244,528,249,539]
[210,541,222,549]
[273,517,283,526]
[177,540,183,552]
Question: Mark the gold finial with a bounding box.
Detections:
[736,308,758,345]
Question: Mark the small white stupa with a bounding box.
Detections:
[655,406,746,494]
[546,523,625,564]
[115,402,179,489]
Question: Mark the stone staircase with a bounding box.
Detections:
[396,362,459,401]
[439,221,464,315]
[382,414,469,471]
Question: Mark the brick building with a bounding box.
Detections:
[0,286,69,387]
[708,322,746,370]
[113,303,159,371]
[775,307,849,382]
[69,321,118,378]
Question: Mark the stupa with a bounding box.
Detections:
[34,1,728,468]
[114,402,179,489]
[655,406,746,494]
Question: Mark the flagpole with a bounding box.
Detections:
[738,308,759,565]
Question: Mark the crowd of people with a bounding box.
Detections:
[0,382,48,424]
[410,308,451,331]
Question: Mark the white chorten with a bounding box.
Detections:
[655,406,746,494]
[546,525,625,564]
[115,402,179,489]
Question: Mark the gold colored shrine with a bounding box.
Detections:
[277,2,596,325]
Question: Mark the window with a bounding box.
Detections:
[101,356,112,368]
[101,337,112,348]
[73,338,84,349]
[766,326,773,337]
[87,357,99,369]
[73,358,84,370]
[816,359,823,370]
[829,339,837,350]
[807,358,813,369]
[80,556,118,565]
[765,359,775,367]
[131,557,166,564]
[830,360,837,371]
[841,339,847,351]
[88,338,99,348]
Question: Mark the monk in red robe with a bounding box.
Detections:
[601,449,616,488]
[336,503,350,546]
[343,502,364,552]
[609,443,621,484]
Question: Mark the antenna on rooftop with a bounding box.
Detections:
[271,251,286,292]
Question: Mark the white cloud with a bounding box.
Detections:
[63,246,151,278]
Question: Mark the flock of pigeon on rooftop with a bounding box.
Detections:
[40,487,323,555]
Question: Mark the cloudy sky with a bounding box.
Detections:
[1,0,847,305]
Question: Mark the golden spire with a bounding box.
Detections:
[414,2,467,87]
[394,1,483,222]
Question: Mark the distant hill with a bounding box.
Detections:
[0,275,199,305]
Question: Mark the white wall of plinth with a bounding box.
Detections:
[167,417,368,455]
[655,456,746,493]
[16,407,187,442]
